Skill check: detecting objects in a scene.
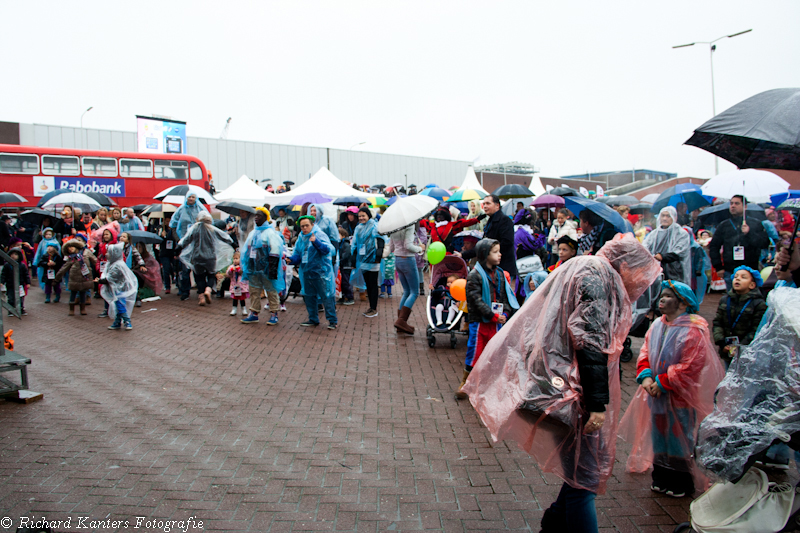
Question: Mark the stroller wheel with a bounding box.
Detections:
[450,332,457,349]
[620,337,634,363]
[427,335,436,348]
[673,523,694,533]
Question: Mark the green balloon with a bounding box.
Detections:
[427,241,446,265]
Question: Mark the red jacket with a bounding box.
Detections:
[421,218,480,251]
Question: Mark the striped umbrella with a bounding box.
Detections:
[418,187,450,202]
[367,196,388,207]
[447,188,486,202]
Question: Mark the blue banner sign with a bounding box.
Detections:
[56,177,126,197]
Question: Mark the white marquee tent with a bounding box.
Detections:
[456,166,489,195]
[269,167,378,205]
[214,175,275,206]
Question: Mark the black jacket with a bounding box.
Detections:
[708,215,769,272]
[574,273,611,412]
[339,239,354,270]
[465,239,517,324]
[462,211,517,277]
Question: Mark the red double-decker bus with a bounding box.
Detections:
[0,144,211,208]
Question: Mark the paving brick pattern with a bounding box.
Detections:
[0,287,728,532]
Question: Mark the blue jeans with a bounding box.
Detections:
[302,276,337,325]
[159,256,173,290]
[541,483,598,533]
[179,262,191,297]
[395,256,419,309]
[723,270,732,292]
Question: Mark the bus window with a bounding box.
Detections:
[42,155,80,176]
[189,161,203,180]
[120,158,153,178]
[154,159,188,180]
[0,153,39,174]
[82,157,117,177]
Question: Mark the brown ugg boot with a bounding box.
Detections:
[454,369,471,400]
[394,306,415,334]
[79,302,87,315]
[68,304,75,316]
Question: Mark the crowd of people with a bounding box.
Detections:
[1,186,799,533]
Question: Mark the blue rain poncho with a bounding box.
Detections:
[241,221,286,293]
[522,271,549,300]
[100,243,138,319]
[350,218,386,290]
[290,224,335,298]
[178,211,235,273]
[169,192,209,239]
[33,228,61,289]
[310,204,340,250]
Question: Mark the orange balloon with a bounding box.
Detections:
[450,279,467,302]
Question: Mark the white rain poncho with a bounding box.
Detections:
[462,234,662,493]
[100,243,138,319]
[241,221,286,293]
[696,287,800,482]
[178,211,234,273]
[642,206,692,285]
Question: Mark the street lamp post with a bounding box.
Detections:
[80,106,93,150]
[673,29,752,175]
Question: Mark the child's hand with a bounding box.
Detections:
[429,284,434,289]
[93,277,99,282]
[497,314,506,325]
[140,266,148,272]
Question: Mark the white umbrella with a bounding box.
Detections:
[377,195,439,235]
[41,192,102,212]
[155,184,217,205]
[701,169,790,203]
[641,193,660,204]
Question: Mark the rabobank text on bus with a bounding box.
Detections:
[57,177,126,197]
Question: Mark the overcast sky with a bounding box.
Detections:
[2,1,798,179]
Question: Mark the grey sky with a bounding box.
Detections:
[2,1,798,180]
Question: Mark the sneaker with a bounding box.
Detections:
[135,300,142,307]
[98,311,109,318]
[664,489,686,498]
[108,321,122,330]
[241,313,259,324]
[300,321,319,327]
[230,308,238,316]
[44,296,51,304]
[327,323,338,330]
[650,485,666,494]
[379,293,387,299]
[21,310,28,316]
[123,321,133,330]
[343,299,355,306]
[165,289,171,294]
[267,313,279,326]
[363,308,378,318]
[180,295,189,301]
[280,304,287,312]
[763,460,791,470]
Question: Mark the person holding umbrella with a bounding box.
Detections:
[389,222,423,334]
[707,196,769,292]
[578,210,618,256]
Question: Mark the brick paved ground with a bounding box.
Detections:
[0,285,731,532]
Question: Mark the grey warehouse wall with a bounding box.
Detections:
[18,123,470,191]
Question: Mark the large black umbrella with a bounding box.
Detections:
[596,195,639,207]
[629,202,654,215]
[333,196,366,206]
[19,208,60,225]
[215,201,257,216]
[549,186,585,198]
[696,201,765,226]
[685,88,800,170]
[0,192,27,204]
[84,191,116,207]
[125,230,163,244]
[492,183,535,199]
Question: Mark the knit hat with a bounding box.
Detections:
[255,206,271,221]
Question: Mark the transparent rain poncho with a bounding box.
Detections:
[462,234,662,493]
[241,222,286,293]
[178,212,235,273]
[696,287,800,482]
[618,313,725,486]
[169,192,209,239]
[100,243,138,319]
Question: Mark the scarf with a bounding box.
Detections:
[68,249,91,279]
[474,262,520,322]
[578,222,604,254]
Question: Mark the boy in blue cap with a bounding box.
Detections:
[712,265,767,368]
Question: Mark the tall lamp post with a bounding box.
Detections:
[80,106,93,149]
[673,29,752,175]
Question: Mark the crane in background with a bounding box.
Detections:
[219,117,232,140]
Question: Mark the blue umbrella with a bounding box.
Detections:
[289,192,332,206]
[652,183,712,213]
[424,183,440,189]
[770,190,800,206]
[386,194,407,206]
[565,196,633,234]
[441,201,469,214]
[418,187,450,201]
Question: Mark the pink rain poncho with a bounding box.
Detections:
[618,313,725,485]
[462,234,661,493]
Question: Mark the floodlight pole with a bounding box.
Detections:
[80,106,93,149]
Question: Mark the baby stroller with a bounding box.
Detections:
[426,255,469,349]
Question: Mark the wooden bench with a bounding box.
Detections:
[0,351,30,397]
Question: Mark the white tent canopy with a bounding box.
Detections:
[269,167,378,204]
[527,175,547,196]
[214,175,275,206]
[456,166,489,195]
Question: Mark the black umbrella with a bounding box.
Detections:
[283,181,295,186]
[549,186,585,198]
[408,184,417,188]
[84,191,116,207]
[125,230,163,244]
[37,188,71,207]
[492,183,535,199]
[629,202,654,215]
[0,192,27,204]
[374,184,386,189]
[215,201,257,216]
[696,201,765,226]
[596,195,639,207]
[685,88,800,170]
[19,208,61,225]
[333,196,365,206]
